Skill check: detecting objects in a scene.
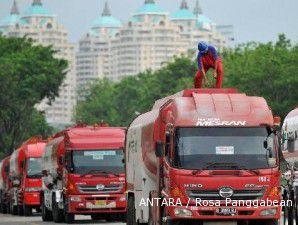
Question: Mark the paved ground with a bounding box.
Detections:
[0,214,125,225]
[0,214,290,225]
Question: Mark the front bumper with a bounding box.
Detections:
[166,204,281,221]
[67,193,126,214]
[23,192,40,206]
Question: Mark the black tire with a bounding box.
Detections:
[18,205,24,216]
[127,196,137,225]
[288,190,295,225]
[91,214,104,221]
[52,195,64,223]
[10,203,18,215]
[42,195,53,221]
[64,201,75,224]
[1,203,7,214]
[23,205,32,216]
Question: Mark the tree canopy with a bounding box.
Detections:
[76,35,298,126]
[0,36,68,156]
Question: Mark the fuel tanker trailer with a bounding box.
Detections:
[9,137,46,216]
[281,107,298,225]
[41,125,126,224]
[126,88,282,225]
[0,156,11,213]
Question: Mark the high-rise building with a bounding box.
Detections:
[0,0,76,127]
[171,0,228,50]
[76,0,229,88]
[76,2,121,96]
[109,0,187,81]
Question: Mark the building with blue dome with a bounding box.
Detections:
[76,1,123,95]
[90,1,122,38]
[0,0,76,128]
[0,0,20,33]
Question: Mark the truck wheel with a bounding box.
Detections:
[64,212,75,224]
[52,195,64,223]
[64,201,75,224]
[263,220,278,225]
[42,196,53,221]
[18,205,24,216]
[288,190,295,225]
[127,196,137,225]
[23,205,32,216]
[1,203,7,214]
[91,214,104,220]
[10,204,18,215]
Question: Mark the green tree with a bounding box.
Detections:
[76,35,297,127]
[0,36,68,155]
[224,34,298,118]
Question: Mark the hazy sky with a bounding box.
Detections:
[0,0,297,44]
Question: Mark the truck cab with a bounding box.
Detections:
[41,125,126,223]
[9,137,46,216]
[126,89,281,225]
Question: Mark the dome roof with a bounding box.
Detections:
[172,9,196,20]
[0,0,19,27]
[172,0,196,20]
[91,2,121,28]
[22,1,54,17]
[92,16,122,28]
[197,14,214,30]
[0,14,19,26]
[135,0,167,15]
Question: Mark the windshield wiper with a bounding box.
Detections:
[80,169,119,177]
[27,174,43,178]
[192,163,259,175]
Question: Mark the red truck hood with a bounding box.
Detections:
[169,168,280,202]
[67,174,126,194]
[24,178,42,188]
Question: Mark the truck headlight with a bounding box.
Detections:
[25,187,42,192]
[260,208,277,216]
[174,208,192,217]
[70,196,81,202]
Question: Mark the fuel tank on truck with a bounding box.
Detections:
[282,107,298,165]
[126,88,275,183]
[42,134,65,180]
[0,157,10,190]
[9,137,46,182]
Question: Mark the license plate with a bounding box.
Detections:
[216,208,237,216]
[95,200,107,206]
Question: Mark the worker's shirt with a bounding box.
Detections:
[197,46,220,70]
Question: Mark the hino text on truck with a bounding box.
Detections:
[41,124,126,223]
[126,88,281,225]
[9,137,46,216]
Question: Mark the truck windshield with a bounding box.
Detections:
[173,127,276,170]
[27,158,42,178]
[71,150,124,175]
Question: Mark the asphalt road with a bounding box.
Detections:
[0,214,125,225]
[0,214,290,225]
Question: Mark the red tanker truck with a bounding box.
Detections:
[126,88,281,225]
[9,137,46,216]
[41,125,126,224]
[0,156,11,213]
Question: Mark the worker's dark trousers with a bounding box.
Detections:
[194,61,224,88]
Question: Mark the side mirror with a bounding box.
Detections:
[155,141,164,158]
[20,161,25,169]
[268,147,273,158]
[263,140,268,149]
[42,170,48,176]
[59,156,64,165]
